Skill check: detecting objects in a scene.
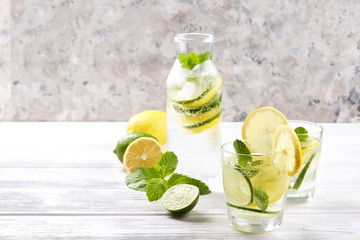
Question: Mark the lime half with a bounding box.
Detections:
[161,184,200,214]
[113,132,157,163]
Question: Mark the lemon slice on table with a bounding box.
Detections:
[273,124,302,176]
[242,106,288,154]
[123,137,164,174]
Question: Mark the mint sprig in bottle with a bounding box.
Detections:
[166,33,222,188]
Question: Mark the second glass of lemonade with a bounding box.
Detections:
[287,120,324,203]
[166,33,222,187]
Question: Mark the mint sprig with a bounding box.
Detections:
[294,126,308,142]
[125,151,211,202]
[178,51,212,70]
[253,187,269,212]
[167,173,211,195]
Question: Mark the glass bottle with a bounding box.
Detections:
[166,33,222,188]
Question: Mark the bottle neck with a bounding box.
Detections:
[174,33,214,56]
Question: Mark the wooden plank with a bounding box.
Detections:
[0,166,358,189]
[0,213,358,239]
[0,188,358,215]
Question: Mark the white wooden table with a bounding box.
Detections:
[0,122,359,239]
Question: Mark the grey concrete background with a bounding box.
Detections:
[0,0,359,122]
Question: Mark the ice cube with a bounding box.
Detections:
[178,81,197,100]
[167,60,188,89]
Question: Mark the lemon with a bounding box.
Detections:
[242,106,288,154]
[161,184,199,214]
[113,132,157,163]
[123,137,164,174]
[273,124,302,176]
[127,110,167,145]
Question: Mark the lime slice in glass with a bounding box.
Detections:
[223,162,253,206]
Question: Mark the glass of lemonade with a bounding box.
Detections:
[166,33,222,187]
[221,141,289,233]
[287,120,323,203]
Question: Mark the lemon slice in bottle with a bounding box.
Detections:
[123,137,163,174]
[242,106,288,154]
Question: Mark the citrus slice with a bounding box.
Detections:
[301,138,320,164]
[247,155,289,206]
[223,162,253,206]
[273,124,302,176]
[161,184,199,214]
[113,132,158,163]
[123,137,163,174]
[291,153,316,190]
[242,106,288,154]
[183,111,221,134]
[172,75,222,109]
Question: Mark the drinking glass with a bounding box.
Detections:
[287,120,323,203]
[222,141,288,233]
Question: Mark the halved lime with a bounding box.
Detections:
[113,132,157,163]
[161,184,200,214]
[223,162,253,206]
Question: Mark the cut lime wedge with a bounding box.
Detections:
[291,153,316,190]
[223,162,253,206]
[161,184,199,214]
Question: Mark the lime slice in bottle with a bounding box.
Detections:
[223,162,253,206]
[161,184,200,214]
[172,75,222,109]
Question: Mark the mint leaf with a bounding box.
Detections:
[253,187,269,212]
[146,178,168,201]
[198,52,212,62]
[178,51,212,70]
[125,167,160,192]
[155,151,178,178]
[294,127,308,142]
[167,173,211,195]
[233,139,251,167]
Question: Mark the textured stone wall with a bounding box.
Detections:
[0,0,359,122]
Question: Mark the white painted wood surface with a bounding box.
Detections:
[0,122,359,239]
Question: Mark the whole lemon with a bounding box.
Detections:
[126,110,167,145]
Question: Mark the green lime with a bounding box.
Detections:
[113,132,157,163]
[223,162,253,206]
[161,184,200,214]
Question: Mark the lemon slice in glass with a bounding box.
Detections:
[273,124,302,176]
[242,106,288,154]
[123,137,164,174]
